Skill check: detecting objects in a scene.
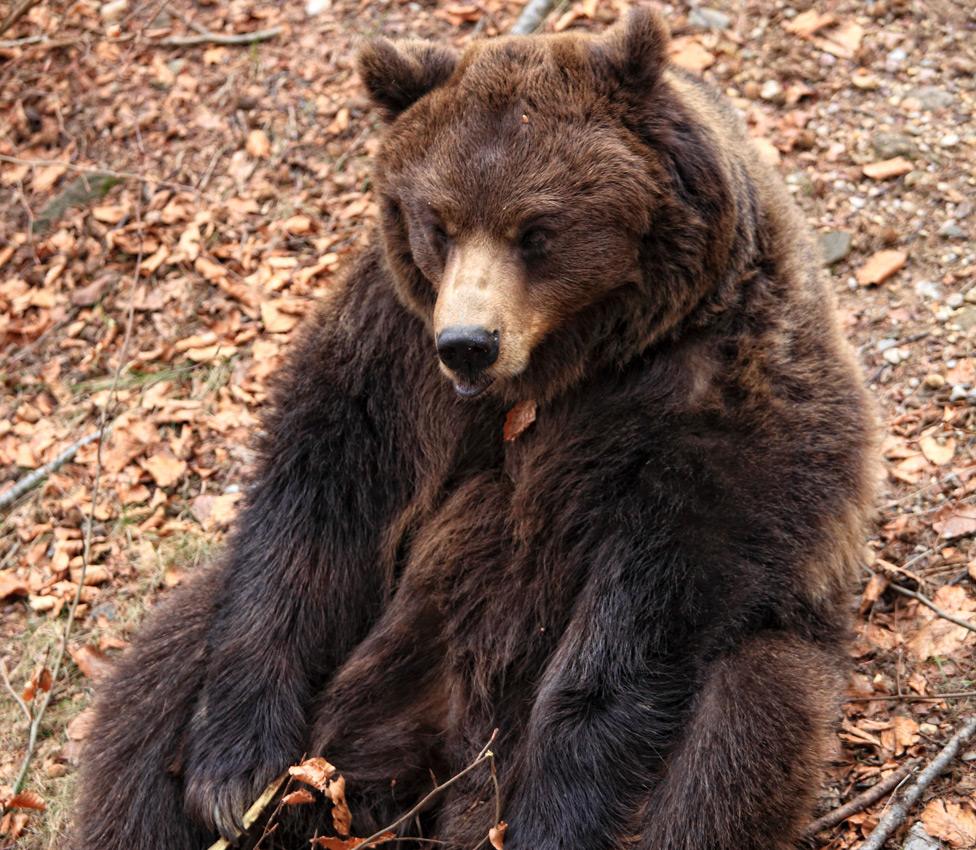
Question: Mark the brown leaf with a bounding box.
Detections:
[891,715,919,754]
[504,400,537,442]
[862,157,914,180]
[859,572,888,614]
[312,834,394,849]
[669,37,714,72]
[0,811,30,838]
[281,788,316,806]
[0,571,28,600]
[288,757,337,793]
[935,508,976,540]
[920,434,956,466]
[325,773,352,837]
[784,9,835,37]
[489,820,508,850]
[22,666,52,702]
[3,791,46,812]
[69,644,112,680]
[921,799,976,848]
[142,451,187,488]
[856,250,907,286]
[246,129,271,158]
[67,707,97,741]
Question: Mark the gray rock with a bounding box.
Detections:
[873,131,917,160]
[939,220,966,239]
[908,86,955,111]
[902,822,945,850]
[952,305,976,331]
[885,47,908,72]
[689,6,731,30]
[819,230,853,265]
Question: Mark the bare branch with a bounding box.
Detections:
[0,658,33,727]
[159,25,282,47]
[0,0,42,37]
[887,582,976,635]
[353,730,499,850]
[807,759,919,835]
[858,716,976,850]
[0,431,102,512]
[510,0,557,35]
[2,200,145,805]
[0,154,197,193]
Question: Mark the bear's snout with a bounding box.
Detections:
[436,326,499,396]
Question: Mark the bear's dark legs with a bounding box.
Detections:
[68,568,222,850]
[637,633,841,850]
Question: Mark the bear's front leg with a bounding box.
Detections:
[636,632,841,850]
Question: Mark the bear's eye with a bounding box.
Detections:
[518,227,550,259]
[431,221,451,253]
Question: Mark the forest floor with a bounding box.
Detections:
[0,0,974,848]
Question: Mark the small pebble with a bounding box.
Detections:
[947,292,964,308]
[877,338,898,352]
[950,384,968,401]
[923,373,946,390]
[940,133,960,147]
[883,347,907,365]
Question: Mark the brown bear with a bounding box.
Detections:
[69,9,877,850]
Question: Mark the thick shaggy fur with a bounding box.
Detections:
[70,10,876,850]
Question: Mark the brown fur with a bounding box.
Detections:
[69,10,877,850]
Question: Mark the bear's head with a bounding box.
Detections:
[359,8,754,403]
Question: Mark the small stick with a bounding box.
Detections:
[887,583,976,635]
[857,716,976,850]
[510,0,557,34]
[0,154,197,193]
[159,25,282,47]
[0,431,102,512]
[2,200,144,804]
[0,0,41,37]
[353,730,499,850]
[807,759,919,834]
[0,658,33,726]
[847,691,976,703]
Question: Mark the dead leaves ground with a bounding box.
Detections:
[1,0,975,848]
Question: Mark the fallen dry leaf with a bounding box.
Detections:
[22,666,52,702]
[919,434,956,466]
[68,644,112,680]
[325,772,352,836]
[783,9,835,37]
[489,820,508,850]
[312,834,394,849]
[862,157,914,180]
[0,572,28,600]
[2,791,46,812]
[504,400,537,442]
[142,451,187,488]
[246,129,271,158]
[281,788,316,806]
[288,757,337,793]
[935,508,976,540]
[921,799,976,848]
[67,707,97,741]
[856,250,907,286]
[669,37,714,73]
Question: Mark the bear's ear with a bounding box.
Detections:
[593,6,670,90]
[357,38,458,120]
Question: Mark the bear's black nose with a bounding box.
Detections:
[437,327,499,374]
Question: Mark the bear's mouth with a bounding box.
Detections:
[452,374,494,399]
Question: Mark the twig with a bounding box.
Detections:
[510,0,557,34]
[352,730,499,850]
[2,199,144,804]
[848,691,976,703]
[886,582,976,635]
[807,759,919,834]
[0,0,41,37]
[0,431,102,512]
[0,658,33,726]
[0,154,197,193]
[857,716,976,850]
[158,25,282,47]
